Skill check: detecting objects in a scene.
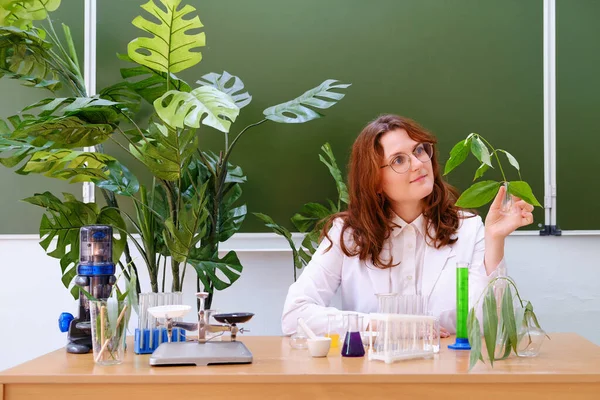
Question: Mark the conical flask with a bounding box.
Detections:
[341,313,365,357]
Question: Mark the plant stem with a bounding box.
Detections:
[474,276,526,311]
[120,112,153,148]
[224,119,268,165]
[97,162,141,295]
[197,149,216,179]
[162,180,181,291]
[478,135,507,182]
[117,260,131,281]
[114,123,148,155]
[41,16,86,96]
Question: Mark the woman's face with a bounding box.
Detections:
[378,128,435,209]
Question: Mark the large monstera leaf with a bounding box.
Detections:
[0,132,52,168]
[129,122,197,181]
[154,86,239,133]
[0,0,61,29]
[128,0,205,74]
[263,79,350,123]
[12,116,114,148]
[22,96,121,121]
[189,250,243,292]
[22,191,126,299]
[197,71,252,109]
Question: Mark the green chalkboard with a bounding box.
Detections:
[1,0,546,234]
[96,0,545,232]
[556,0,600,230]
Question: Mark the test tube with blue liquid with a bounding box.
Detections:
[448,262,471,350]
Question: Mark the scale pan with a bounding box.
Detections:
[213,312,254,324]
[147,305,191,319]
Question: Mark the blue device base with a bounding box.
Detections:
[448,337,471,350]
[134,328,186,354]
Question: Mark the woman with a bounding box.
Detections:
[281,114,534,337]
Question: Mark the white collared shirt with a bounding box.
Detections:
[387,213,427,296]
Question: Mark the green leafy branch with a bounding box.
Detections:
[467,276,550,370]
[443,133,541,209]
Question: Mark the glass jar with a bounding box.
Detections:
[289,319,308,349]
[492,268,510,359]
[326,314,345,348]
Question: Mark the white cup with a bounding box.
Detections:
[307,337,332,357]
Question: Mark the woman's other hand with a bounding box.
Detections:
[440,326,450,338]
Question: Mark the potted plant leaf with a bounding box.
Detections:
[444,133,548,369]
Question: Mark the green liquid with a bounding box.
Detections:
[456,267,469,339]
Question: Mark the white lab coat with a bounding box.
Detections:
[281,212,501,335]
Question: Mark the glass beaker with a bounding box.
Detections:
[326,314,344,348]
[289,318,308,349]
[425,316,441,353]
[376,293,399,314]
[341,313,365,357]
[90,299,128,365]
[517,311,545,357]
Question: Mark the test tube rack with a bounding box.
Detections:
[134,292,187,354]
[367,313,440,364]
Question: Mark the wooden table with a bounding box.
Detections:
[1,333,599,399]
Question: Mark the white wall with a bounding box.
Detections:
[0,233,599,372]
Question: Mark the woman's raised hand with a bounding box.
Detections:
[485,184,534,239]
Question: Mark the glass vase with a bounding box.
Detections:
[517,313,545,357]
[492,268,511,359]
[90,299,128,365]
[289,318,308,349]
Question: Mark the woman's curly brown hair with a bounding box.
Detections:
[323,114,463,269]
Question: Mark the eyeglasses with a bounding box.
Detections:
[379,142,434,174]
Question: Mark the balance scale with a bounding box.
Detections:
[146,295,254,367]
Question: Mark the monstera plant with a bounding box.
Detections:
[0,0,350,309]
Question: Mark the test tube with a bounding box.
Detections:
[138,293,148,349]
[448,262,471,350]
[376,293,399,314]
[148,293,157,346]
[501,182,513,214]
